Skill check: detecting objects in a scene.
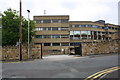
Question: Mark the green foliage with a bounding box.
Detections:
[2,8,35,46]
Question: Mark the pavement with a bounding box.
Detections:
[1,53,119,79]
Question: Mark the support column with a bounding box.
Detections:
[97,31,98,40]
[92,31,94,40]
[80,31,82,40]
[87,31,89,40]
[101,32,103,40]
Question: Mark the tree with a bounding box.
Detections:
[2,8,35,46]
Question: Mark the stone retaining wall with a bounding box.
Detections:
[82,40,119,56]
[0,44,41,61]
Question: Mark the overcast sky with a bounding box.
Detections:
[0,0,119,24]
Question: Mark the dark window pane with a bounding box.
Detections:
[61,19,68,23]
[43,35,51,38]
[43,20,51,23]
[52,19,60,23]
[61,43,69,46]
[52,35,60,38]
[61,35,69,38]
[52,27,58,30]
[52,43,60,46]
[44,43,51,46]
[61,27,68,31]
[35,35,42,38]
[34,20,41,23]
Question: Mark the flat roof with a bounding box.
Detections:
[34,15,69,17]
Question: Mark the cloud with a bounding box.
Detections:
[0,0,119,24]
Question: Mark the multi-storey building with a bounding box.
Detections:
[33,15,119,54]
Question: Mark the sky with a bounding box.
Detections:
[0,0,119,25]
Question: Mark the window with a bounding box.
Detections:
[112,27,115,30]
[70,42,81,46]
[61,19,68,23]
[52,19,60,23]
[81,25,87,27]
[108,27,111,29]
[61,27,68,31]
[61,35,69,38]
[74,31,80,35]
[92,25,98,28]
[43,28,47,30]
[52,27,58,30]
[87,25,92,27]
[115,28,118,30]
[102,27,108,29]
[34,20,41,23]
[44,43,51,46]
[35,35,42,38]
[52,43,60,46]
[70,31,74,35]
[81,31,88,35]
[48,27,51,30]
[43,35,51,38]
[70,25,75,27]
[52,35,60,38]
[43,20,51,23]
[75,25,79,27]
[61,43,69,46]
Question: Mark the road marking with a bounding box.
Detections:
[84,66,120,80]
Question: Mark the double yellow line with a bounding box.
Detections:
[84,66,120,80]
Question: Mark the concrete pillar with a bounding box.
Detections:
[80,31,82,40]
[92,31,94,40]
[87,31,89,40]
[101,32,103,40]
[97,31,98,40]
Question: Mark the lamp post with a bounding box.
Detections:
[27,10,30,59]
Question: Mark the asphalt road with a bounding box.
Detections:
[2,54,119,79]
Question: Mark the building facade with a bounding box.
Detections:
[33,15,119,54]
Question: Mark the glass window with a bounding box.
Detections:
[61,19,68,23]
[43,20,51,23]
[35,28,39,31]
[52,43,60,46]
[75,25,79,27]
[35,35,42,38]
[44,43,51,46]
[70,31,74,35]
[115,28,118,30]
[70,42,81,46]
[61,35,69,38]
[61,43,69,46]
[34,20,41,23]
[43,28,47,30]
[43,35,51,38]
[108,27,111,29]
[92,25,98,28]
[112,27,115,30]
[52,35,60,38]
[52,27,58,30]
[48,27,51,30]
[70,25,75,27]
[52,19,60,23]
[74,31,80,35]
[87,31,91,35]
[81,25,87,27]
[61,27,68,31]
[81,31,88,35]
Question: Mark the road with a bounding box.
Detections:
[2,54,119,79]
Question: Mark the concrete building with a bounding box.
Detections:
[33,15,119,55]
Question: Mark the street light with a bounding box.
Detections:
[27,10,30,59]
